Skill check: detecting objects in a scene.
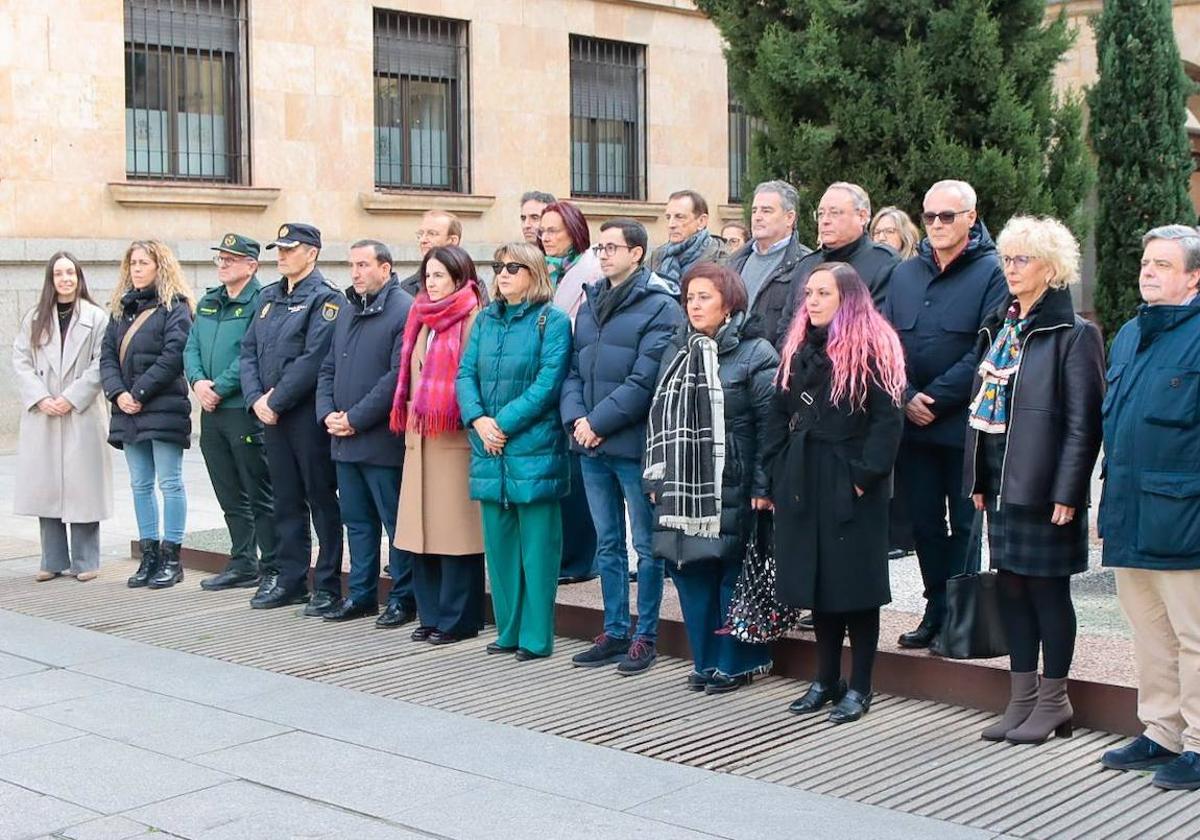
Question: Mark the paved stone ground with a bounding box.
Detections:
[0,598,1011,840]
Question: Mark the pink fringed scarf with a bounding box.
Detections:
[389,282,479,437]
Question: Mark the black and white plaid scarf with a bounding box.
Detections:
[644,331,725,537]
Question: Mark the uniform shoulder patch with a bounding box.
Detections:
[259,302,272,319]
[322,301,340,321]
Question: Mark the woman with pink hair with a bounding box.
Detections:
[765,262,906,724]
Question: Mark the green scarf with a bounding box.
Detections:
[546,248,579,289]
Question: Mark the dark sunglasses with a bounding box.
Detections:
[921,209,971,225]
[492,261,529,276]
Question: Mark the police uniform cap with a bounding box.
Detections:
[266,222,322,250]
[211,232,260,259]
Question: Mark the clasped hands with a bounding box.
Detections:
[473,416,507,455]
[324,411,356,437]
[37,396,73,416]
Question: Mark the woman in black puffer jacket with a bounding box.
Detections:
[100,240,195,590]
[645,262,778,695]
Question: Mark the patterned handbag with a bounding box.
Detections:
[723,511,803,644]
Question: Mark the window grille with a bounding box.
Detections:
[124,0,249,182]
[374,10,470,192]
[569,35,646,200]
[728,89,764,204]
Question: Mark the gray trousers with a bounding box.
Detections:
[38,518,100,574]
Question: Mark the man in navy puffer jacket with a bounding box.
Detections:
[560,218,683,675]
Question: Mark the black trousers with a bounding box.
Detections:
[411,552,485,636]
[199,408,276,576]
[263,398,343,595]
[895,442,979,626]
[558,453,597,579]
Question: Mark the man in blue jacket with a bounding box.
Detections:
[1099,224,1200,791]
[241,222,344,614]
[883,180,1008,649]
[561,218,684,675]
[316,240,417,627]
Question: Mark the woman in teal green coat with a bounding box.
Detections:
[457,241,572,660]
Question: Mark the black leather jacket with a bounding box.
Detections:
[963,287,1105,508]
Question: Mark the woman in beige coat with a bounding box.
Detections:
[12,252,113,581]
[390,245,485,644]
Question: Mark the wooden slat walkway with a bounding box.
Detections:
[0,563,1197,839]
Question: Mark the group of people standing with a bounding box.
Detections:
[12,178,1200,791]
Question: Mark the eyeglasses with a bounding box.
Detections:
[414,229,446,240]
[492,261,529,276]
[812,208,848,222]
[591,243,633,257]
[212,255,248,267]
[1001,255,1035,269]
[921,210,971,225]
[539,226,565,238]
[872,227,898,238]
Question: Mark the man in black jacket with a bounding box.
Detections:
[241,222,344,614]
[726,180,813,346]
[777,182,899,340]
[401,210,462,296]
[316,240,417,626]
[883,180,1009,648]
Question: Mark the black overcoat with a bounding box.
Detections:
[765,333,904,611]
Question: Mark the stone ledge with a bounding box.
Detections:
[108,182,281,210]
[717,203,745,222]
[571,198,667,221]
[359,191,496,217]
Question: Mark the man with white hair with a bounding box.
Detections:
[883,179,1009,649]
[1099,224,1200,791]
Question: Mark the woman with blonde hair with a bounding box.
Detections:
[457,242,573,659]
[100,240,195,590]
[870,207,921,259]
[13,252,112,582]
[965,216,1104,744]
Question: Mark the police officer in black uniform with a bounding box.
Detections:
[240,223,345,614]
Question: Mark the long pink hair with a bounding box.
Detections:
[778,262,907,409]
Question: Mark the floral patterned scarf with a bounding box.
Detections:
[968,301,1030,434]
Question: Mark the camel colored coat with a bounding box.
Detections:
[394,312,484,555]
[12,301,113,523]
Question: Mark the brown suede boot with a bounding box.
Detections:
[1006,676,1073,744]
[981,671,1039,741]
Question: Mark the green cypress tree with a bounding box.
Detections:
[702,0,1093,247]
[1088,0,1194,338]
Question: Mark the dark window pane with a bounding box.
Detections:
[569,35,645,200]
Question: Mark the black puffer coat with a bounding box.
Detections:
[647,313,780,567]
[100,286,194,449]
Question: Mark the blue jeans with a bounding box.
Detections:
[124,440,186,543]
[579,453,663,640]
[669,560,772,678]
[335,461,414,609]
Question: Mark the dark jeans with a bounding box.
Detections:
[411,552,485,636]
[559,453,597,579]
[263,398,343,595]
[199,408,275,576]
[335,461,414,609]
[895,442,979,626]
[669,560,772,678]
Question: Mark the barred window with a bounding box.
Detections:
[123,0,249,183]
[374,10,470,192]
[728,89,764,204]
[570,35,646,201]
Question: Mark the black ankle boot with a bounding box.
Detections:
[148,541,183,589]
[128,539,160,588]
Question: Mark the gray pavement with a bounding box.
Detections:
[0,604,1003,840]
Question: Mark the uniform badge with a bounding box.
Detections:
[259,302,272,319]
[278,224,289,238]
[199,306,218,315]
[234,307,243,317]
[223,234,237,248]
[322,301,339,321]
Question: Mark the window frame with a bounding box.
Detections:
[569,34,647,202]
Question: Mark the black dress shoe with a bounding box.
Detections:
[410,626,436,642]
[375,603,416,628]
[557,574,598,585]
[250,574,278,603]
[201,570,260,591]
[828,689,873,723]
[428,630,476,645]
[249,584,310,610]
[323,599,380,622]
[788,680,847,714]
[303,590,341,617]
[515,648,550,661]
[486,642,517,655]
[705,673,753,695]
[898,620,938,649]
[686,671,712,692]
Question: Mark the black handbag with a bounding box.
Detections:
[931,513,1009,659]
[724,511,803,644]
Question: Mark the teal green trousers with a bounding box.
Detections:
[481,500,562,656]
